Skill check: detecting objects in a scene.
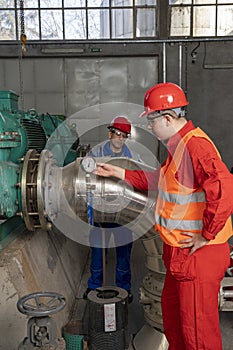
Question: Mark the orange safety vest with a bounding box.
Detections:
[155,127,232,247]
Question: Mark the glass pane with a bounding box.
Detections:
[111,8,133,38]
[88,9,110,39]
[88,0,109,7]
[24,10,39,39]
[136,8,156,37]
[111,0,133,7]
[193,6,216,36]
[64,0,86,7]
[169,0,191,4]
[193,0,215,4]
[41,9,63,39]
[218,0,233,3]
[64,9,86,39]
[0,0,14,8]
[40,0,62,8]
[100,8,110,38]
[0,10,16,39]
[24,0,38,8]
[217,5,233,35]
[170,6,190,36]
[135,0,156,5]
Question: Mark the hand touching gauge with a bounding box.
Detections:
[80,156,97,173]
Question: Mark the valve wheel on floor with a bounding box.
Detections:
[17,291,66,317]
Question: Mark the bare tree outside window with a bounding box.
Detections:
[0,9,16,39]
[170,0,233,37]
[0,0,232,41]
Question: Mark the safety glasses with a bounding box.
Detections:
[147,111,163,121]
[147,108,184,122]
[110,128,129,138]
[146,113,164,126]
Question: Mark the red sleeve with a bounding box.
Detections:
[125,168,160,191]
[187,137,233,241]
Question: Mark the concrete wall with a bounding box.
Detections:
[166,40,233,168]
[0,227,89,350]
[0,41,232,168]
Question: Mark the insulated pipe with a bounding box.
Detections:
[46,154,155,236]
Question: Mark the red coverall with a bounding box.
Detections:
[125,121,233,350]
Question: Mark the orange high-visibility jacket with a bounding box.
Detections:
[155,127,232,247]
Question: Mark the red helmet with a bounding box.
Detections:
[140,82,189,117]
[108,116,131,134]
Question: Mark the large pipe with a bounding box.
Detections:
[20,150,157,246]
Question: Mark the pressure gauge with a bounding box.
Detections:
[80,156,96,173]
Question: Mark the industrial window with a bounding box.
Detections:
[0,0,157,41]
[1,1,233,41]
[170,0,233,37]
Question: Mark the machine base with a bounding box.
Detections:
[128,324,168,350]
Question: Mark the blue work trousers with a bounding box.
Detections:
[88,225,133,290]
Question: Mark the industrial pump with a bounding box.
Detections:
[0,90,78,225]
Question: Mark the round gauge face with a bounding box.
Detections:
[80,156,96,173]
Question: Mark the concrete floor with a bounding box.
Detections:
[73,239,233,350]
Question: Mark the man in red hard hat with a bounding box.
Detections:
[83,116,141,303]
[105,116,133,156]
[85,116,139,159]
[109,116,132,134]
[93,82,233,350]
[141,81,189,118]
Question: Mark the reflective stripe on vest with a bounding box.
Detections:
[158,189,206,204]
[155,214,203,231]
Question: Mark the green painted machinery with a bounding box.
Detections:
[0,90,78,242]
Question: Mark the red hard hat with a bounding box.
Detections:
[108,116,131,134]
[140,82,189,117]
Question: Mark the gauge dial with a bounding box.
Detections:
[80,156,96,173]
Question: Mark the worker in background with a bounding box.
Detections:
[93,82,233,350]
[83,116,141,303]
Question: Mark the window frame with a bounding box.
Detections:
[0,0,159,41]
[0,0,233,43]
